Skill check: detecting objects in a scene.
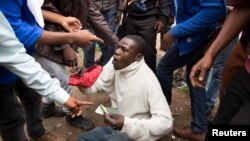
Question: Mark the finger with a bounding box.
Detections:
[76,100,94,106]
[196,80,206,88]
[198,68,207,82]
[92,36,104,44]
[104,114,116,125]
[74,19,82,28]
[76,109,82,116]
[190,67,198,87]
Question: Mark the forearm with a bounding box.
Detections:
[205,7,250,60]
[36,30,73,45]
[121,116,172,140]
[42,10,65,26]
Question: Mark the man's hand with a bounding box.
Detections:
[161,32,176,51]
[64,97,93,117]
[61,17,82,32]
[154,21,165,33]
[104,113,124,130]
[73,30,104,47]
[190,55,214,88]
[63,45,78,67]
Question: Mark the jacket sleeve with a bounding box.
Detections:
[158,0,171,24]
[170,0,227,38]
[87,0,119,46]
[120,76,173,141]
[0,12,69,105]
[42,0,61,14]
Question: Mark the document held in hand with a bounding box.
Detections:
[95,104,120,115]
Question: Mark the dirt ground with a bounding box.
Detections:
[0,35,218,141]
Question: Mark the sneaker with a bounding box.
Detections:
[29,132,67,141]
[65,115,95,130]
[42,103,66,118]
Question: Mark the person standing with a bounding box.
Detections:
[157,0,226,141]
[117,0,171,73]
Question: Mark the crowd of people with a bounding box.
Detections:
[0,0,250,141]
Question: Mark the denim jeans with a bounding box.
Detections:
[206,37,237,108]
[84,7,116,68]
[157,43,207,132]
[77,126,132,141]
[0,80,44,141]
[35,55,71,112]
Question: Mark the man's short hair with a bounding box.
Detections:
[124,35,146,55]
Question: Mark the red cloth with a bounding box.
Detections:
[69,65,103,88]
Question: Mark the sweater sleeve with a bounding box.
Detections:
[80,58,115,95]
[0,12,69,105]
[170,0,226,38]
[120,75,173,141]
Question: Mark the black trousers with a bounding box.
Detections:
[213,67,250,124]
[0,80,44,141]
[119,15,157,73]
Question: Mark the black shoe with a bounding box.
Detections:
[66,115,95,130]
[42,103,66,118]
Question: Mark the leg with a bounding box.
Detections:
[84,42,96,68]
[136,17,157,73]
[220,42,247,96]
[97,7,117,65]
[15,80,45,139]
[35,55,68,116]
[206,37,236,109]
[78,127,131,141]
[213,68,249,124]
[0,83,27,141]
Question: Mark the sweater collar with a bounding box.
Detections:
[115,57,145,74]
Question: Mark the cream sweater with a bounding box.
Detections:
[80,58,173,141]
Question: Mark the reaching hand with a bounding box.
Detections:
[154,21,165,33]
[104,113,124,130]
[161,32,176,51]
[64,97,93,118]
[61,17,82,32]
[63,45,78,67]
[73,30,104,47]
[190,55,214,88]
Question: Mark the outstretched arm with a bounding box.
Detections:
[0,12,93,116]
[190,6,250,87]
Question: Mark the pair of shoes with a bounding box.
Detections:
[29,132,67,141]
[173,127,205,141]
[42,103,66,118]
[65,115,95,130]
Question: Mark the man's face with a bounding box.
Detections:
[112,38,139,70]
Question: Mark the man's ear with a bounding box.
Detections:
[135,53,143,61]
